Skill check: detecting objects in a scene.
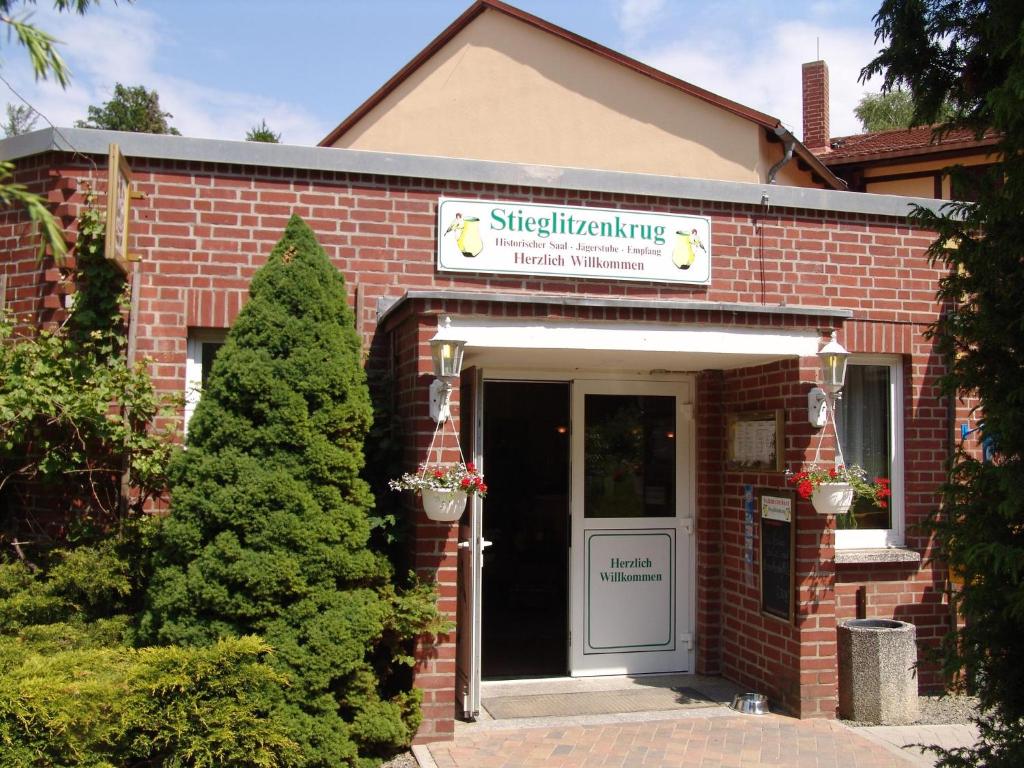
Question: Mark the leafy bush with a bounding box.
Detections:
[0,636,299,767]
[0,533,298,766]
[0,193,180,548]
[143,215,444,767]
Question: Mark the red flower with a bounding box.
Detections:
[829,468,838,479]
[434,469,445,479]
[460,477,471,488]
[797,480,814,499]
[466,462,477,473]
[478,483,488,493]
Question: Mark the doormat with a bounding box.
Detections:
[482,686,714,720]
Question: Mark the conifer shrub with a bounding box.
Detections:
[0,535,298,767]
[142,215,442,767]
[0,636,298,767]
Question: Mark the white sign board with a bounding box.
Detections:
[585,530,675,653]
[761,494,793,523]
[437,197,711,284]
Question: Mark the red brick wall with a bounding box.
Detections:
[835,563,951,691]
[695,370,724,676]
[0,156,78,329]
[1,150,952,738]
[716,356,823,716]
[389,308,463,743]
[834,318,953,692]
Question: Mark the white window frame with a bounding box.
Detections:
[834,355,905,549]
[184,329,227,434]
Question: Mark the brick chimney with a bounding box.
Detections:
[802,60,830,152]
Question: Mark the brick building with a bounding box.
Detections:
[0,0,959,747]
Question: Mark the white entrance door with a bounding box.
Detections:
[570,379,694,675]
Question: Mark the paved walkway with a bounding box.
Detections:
[415,712,979,768]
[856,724,979,767]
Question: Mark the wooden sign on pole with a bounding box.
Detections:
[104,143,133,274]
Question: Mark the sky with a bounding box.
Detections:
[1,0,889,147]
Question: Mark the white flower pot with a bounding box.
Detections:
[811,482,855,516]
[421,488,468,522]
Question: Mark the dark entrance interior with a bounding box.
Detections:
[481,381,570,678]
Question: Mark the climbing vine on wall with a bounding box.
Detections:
[0,187,181,555]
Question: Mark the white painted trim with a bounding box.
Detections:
[184,329,228,435]
[450,318,819,357]
[481,368,694,383]
[835,355,905,549]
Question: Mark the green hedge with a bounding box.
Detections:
[0,635,298,767]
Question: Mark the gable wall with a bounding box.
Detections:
[333,10,822,187]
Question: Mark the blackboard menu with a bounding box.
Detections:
[759,489,795,622]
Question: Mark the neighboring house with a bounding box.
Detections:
[1,0,959,745]
[802,59,1000,198]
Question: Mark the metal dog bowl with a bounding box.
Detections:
[731,692,769,715]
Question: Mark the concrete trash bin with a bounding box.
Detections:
[838,618,919,724]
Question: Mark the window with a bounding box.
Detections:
[583,394,676,519]
[834,357,904,548]
[184,330,226,433]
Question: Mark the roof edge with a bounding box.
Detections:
[377,289,856,326]
[0,127,945,219]
[820,135,1003,168]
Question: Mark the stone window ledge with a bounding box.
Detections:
[834,547,922,565]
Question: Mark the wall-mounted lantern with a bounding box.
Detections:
[807,331,850,428]
[428,316,466,423]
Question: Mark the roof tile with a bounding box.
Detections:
[818,125,1000,163]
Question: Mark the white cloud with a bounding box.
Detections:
[615,0,668,42]
[0,4,328,145]
[633,18,883,139]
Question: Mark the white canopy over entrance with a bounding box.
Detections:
[453,318,820,371]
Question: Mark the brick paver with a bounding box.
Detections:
[426,714,920,767]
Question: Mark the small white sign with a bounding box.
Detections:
[761,494,792,523]
[585,530,675,653]
[438,197,711,285]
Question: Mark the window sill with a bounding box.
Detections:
[834,547,921,565]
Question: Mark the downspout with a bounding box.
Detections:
[767,125,796,185]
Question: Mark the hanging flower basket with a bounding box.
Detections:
[421,488,469,522]
[389,462,487,523]
[810,482,855,516]
[790,465,890,516]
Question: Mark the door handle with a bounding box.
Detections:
[458,539,493,550]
